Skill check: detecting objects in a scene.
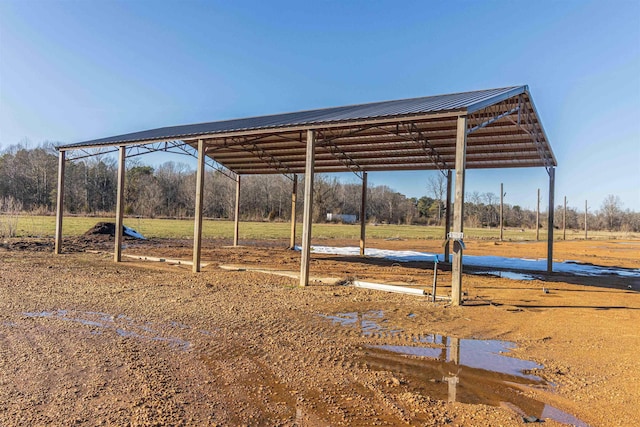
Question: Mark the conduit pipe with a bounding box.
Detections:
[353,281,425,296]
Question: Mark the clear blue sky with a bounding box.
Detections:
[1,0,639,211]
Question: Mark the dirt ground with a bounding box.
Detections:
[0,236,638,426]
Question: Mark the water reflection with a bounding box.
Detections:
[320,310,402,335]
[474,270,537,280]
[321,312,589,426]
[367,336,588,426]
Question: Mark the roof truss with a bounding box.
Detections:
[65,140,237,180]
[58,86,556,176]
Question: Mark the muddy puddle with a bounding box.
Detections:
[323,311,589,426]
[320,310,402,335]
[22,309,214,351]
[473,270,537,281]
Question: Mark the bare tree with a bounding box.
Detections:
[601,194,623,231]
[427,173,446,223]
[465,191,483,227]
[3,145,640,231]
[483,192,499,227]
[0,196,23,237]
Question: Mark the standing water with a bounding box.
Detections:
[322,311,589,426]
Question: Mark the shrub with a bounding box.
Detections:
[0,196,23,237]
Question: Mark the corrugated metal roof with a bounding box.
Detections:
[60,86,525,148]
[58,85,556,173]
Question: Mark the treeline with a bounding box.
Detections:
[1,143,639,231]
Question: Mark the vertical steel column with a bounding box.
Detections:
[359,172,368,257]
[192,139,205,273]
[299,130,315,287]
[547,167,555,272]
[451,116,467,306]
[444,170,452,263]
[289,174,297,249]
[54,150,66,254]
[233,175,241,247]
[499,183,504,241]
[114,146,126,263]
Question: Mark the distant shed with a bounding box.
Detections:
[55,85,556,306]
[327,213,357,224]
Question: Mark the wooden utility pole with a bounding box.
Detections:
[499,183,504,241]
[563,196,567,240]
[584,200,588,240]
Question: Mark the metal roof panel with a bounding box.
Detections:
[58,85,555,173]
[59,86,524,148]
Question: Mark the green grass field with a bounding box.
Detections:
[7,215,637,241]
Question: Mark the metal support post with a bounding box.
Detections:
[444,170,452,263]
[289,174,297,249]
[451,116,467,306]
[359,172,367,257]
[499,183,504,241]
[114,146,126,263]
[299,130,315,286]
[547,167,555,272]
[54,151,66,254]
[233,175,241,247]
[432,257,438,303]
[192,139,205,272]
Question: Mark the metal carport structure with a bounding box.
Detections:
[55,85,557,306]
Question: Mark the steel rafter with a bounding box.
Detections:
[466,96,520,135]
[228,136,295,180]
[507,94,554,175]
[467,94,553,174]
[126,141,237,180]
[65,146,120,161]
[316,128,367,180]
[209,133,277,151]
[172,142,236,180]
[381,123,450,176]
[64,140,237,180]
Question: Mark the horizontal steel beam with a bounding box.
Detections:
[58,111,464,151]
[231,159,549,175]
